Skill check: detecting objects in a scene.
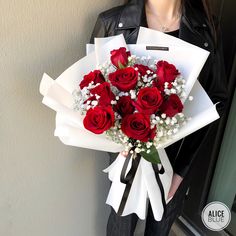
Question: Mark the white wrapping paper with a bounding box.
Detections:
[104,149,173,220]
[40,28,219,220]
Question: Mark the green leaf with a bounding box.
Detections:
[118,61,126,69]
[140,145,161,164]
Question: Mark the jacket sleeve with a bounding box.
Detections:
[173,23,228,178]
[90,13,107,44]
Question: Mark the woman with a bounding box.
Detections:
[90,0,228,235]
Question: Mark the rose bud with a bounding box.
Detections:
[109,67,138,92]
[156,60,180,83]
[114,96,135,117]
[160,94,183,117]
[79,70,105,89]
[134,87,163,115]
[110,47,131,69]
[134,64,154,77]
[121,113,156,142]
[90,82,115,106]
[83,106,115,134]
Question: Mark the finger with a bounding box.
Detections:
[167,192,174,200]
[121,151,128,157]
[166,196,173,204]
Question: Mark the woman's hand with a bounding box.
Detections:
[167,173,183,200]
[121,151,129,156]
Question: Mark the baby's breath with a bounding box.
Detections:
[72,52,189,154]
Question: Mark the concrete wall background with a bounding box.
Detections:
[0,1,123,235]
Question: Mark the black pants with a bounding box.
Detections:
[106,153,190,236]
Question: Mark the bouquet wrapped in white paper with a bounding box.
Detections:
[40,27,219,221]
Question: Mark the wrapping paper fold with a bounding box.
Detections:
[103,149,173,220]
[40,27,219,220]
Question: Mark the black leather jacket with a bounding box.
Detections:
[90,0,228,178]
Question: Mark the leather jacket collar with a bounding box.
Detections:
[114,0,213,51]
[116,0,209,31]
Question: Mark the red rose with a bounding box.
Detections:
[152,77,165,92]
[109,67,138,91]
[160,94,183,117]
[134,64,154,77]
[110,47,131,68]
[134,87,163,115]
[114,96,135,117]
[83,106,115,134]
[79,70,105,89]
[90,82,115,106]
[121,113,156,142]
[156,61,180,83]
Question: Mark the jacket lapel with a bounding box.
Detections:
[115,0,145,30]
[179,2,213,51]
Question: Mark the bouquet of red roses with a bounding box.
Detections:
[73,47,188,164]
[40,29,218,220]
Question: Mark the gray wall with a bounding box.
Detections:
[0,1,123,236]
